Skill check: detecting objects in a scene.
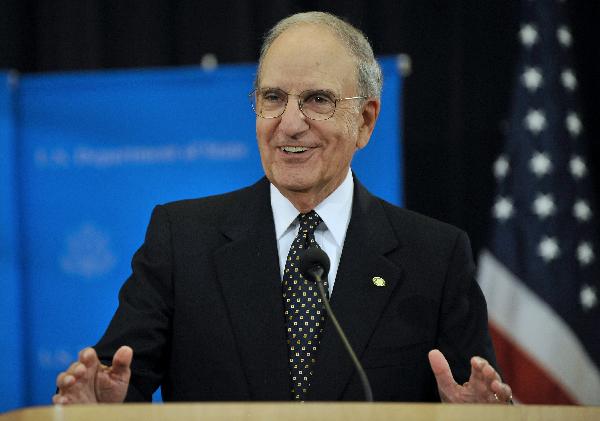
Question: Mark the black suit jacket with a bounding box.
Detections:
[95,177,495,402]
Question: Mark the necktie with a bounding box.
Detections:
[282,210,328,400]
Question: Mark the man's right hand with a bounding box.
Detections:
[53,346,133,404]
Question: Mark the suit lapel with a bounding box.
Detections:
[308,180,404,400]
[213,179,290,400]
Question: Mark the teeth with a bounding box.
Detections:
[281,146,309,153]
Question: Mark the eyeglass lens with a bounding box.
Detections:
[251,88,337,120]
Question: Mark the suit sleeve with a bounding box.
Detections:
[436,230,497,386]
[94,205,174,401]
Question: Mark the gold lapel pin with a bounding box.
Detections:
[372,276,386,287]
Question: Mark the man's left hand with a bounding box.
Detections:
[428,349,513,404]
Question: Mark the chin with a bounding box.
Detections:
[269,165,310,185]
[272,175,316,194]
[277,180,313,194]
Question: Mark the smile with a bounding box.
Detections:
[281,146,310,153]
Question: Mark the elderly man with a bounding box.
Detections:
[54,11,512,404]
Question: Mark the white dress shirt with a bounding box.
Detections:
[270,169,354,297]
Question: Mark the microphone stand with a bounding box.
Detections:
[309,266,374,402]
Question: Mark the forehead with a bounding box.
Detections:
[259,24,357,93]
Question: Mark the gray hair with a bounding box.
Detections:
[255,11,383,98]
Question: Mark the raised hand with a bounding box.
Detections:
[428,349,513,404]
[53,346,133,404]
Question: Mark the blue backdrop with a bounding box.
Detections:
[1,72,25,411]
[0,58,402,412]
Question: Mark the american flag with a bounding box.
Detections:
[477,0,600,404]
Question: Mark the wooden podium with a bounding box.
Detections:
[2,403,599,421]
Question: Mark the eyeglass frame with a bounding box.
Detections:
[249,87,368,121]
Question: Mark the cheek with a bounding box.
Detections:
[340,114,359,147]
[256,120,274,147]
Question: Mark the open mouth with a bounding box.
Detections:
[281,146,310,154]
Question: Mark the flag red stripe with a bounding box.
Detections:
[489,323,577,404]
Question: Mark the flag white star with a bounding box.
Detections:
[573,199,592,222]
[520,24,538,47]
[569,156,587,179]
[580,285,597,311]
[493,197,514,221]
[577,242,595,266]
[566,112,583,137]
[532,193,556,219]
[529,151,552,177]
[521,67,543,92]
[524,109,547,134]
[561,69,577,91]
[538,236,560,262]
[557,25,573,47]
[493,155,510,179]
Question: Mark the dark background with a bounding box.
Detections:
[1,0,599,255]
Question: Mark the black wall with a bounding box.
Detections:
[2,0,599,255]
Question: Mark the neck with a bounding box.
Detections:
[285,191,327,214]
[270,169,351,213]
[278,180,343,214]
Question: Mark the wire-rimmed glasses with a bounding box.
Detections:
[249,87,367,121]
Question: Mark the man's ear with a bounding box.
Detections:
[356,98,381,150]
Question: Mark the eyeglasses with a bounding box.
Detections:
[249,87,367,121]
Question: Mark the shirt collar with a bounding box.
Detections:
[270,169,354,247]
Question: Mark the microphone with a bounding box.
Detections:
[299,247,374,402]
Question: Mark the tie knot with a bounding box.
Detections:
[298,210,322,235]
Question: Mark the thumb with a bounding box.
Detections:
[428,349,458,401]
[111,346,133,376]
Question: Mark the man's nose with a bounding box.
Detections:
[278,98,309,135]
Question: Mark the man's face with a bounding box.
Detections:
[256,24,378,206]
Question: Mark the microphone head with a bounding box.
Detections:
[299,247,331,282]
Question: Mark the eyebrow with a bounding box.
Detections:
[259,87,339,97]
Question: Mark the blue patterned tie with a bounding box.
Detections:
[282,210,328,400]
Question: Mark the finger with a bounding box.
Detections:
[57,362,79,388]
[58,373,76,389]
[56,372,68,388]
[469,356,487,377]
[72,361,90,378]
[66,361,79,373]
[110,346,133,376]
[491,379,513,402]
[468,357,508,403]
[60,362,91,386]
[502,383,514,403]
[470,357,499,391]
[52,394,68,405]
[473,357,501,380]
[54,394,70,404]
[482,365,503,397]
[79,347,101,368]
[428,349,458,401]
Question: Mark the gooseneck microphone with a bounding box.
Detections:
[299,247,374,402]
